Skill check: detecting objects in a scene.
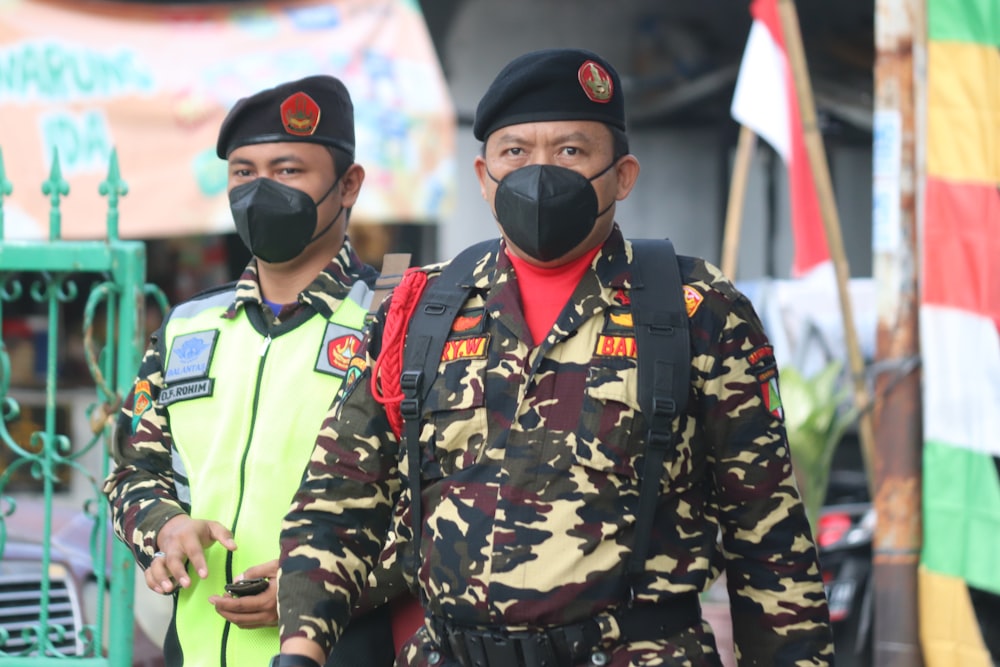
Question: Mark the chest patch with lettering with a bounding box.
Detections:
[595,334,637,358]
[164,330,217,383]
[160,331,218,407]
[441,335,489,361]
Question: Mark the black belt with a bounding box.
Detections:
[429,593,701,667]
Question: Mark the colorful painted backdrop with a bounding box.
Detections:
[0,0,455,239]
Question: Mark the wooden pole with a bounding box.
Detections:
[872,0,924,663]
[721,125,758,279]
[775,0,877,498]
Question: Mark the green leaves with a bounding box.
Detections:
[782,360,857,534]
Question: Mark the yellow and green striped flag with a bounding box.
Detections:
[920,0,1000,664]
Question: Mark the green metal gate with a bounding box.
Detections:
[0,147,167,665]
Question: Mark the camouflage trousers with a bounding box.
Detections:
[396,621,725,667]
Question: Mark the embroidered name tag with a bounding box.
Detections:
[595,335,637,358]
[316,322,363,377]
[441,336,488,361]
[159,378,215,406]
[164,331,218,383]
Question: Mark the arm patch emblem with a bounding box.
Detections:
[683,285,704,317]
[131,380,153,433]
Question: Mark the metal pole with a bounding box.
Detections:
[872,0,925,664]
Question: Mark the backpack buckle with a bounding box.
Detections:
[400,398,420,420]
[400,370,423,397]
[400,371,424,420]
[647,396,677,450]
[652,396,677,417]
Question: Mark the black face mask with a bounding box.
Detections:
[229,177,341,264]
[489,162,616,262]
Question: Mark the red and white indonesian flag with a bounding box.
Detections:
[731,0,828,277]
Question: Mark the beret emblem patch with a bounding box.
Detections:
[578,60,613,103]
[280,91,321,136]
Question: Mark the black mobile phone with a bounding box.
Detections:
[224,577,269,597]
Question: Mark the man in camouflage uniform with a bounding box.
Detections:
[103,76,412,667]
[274,49,834,667]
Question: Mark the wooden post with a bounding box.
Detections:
[872,0,925,663]
[775,0,877,498]
[721,125,758,279]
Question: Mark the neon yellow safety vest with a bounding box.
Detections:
[159,280,372,667]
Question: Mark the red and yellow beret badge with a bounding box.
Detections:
[280,91,321,136]
[578,60,613,103]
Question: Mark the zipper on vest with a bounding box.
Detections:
[220,333,271,667]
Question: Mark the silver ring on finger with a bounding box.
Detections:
[153,551,167,559]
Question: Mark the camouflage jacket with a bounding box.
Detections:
[278,227,833,664]
[102,239,378,569]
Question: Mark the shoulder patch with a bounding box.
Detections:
[748,345,775,370]
[131,380,153,433]
[747,345,783,420]
[316,322,364,378]
[344,354,367,388]
[762,375,784,420]
[683,285,704,318]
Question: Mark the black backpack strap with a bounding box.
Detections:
[399,239,499,574]
[626,238,691,580]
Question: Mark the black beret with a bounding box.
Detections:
[473,48,625,142]
[216,75,354,159]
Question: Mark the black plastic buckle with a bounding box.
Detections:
[400,398,420,420]
[652,396,677,417]
[646,396,677,450]
[400,370,423,397]
[400,371,423,420]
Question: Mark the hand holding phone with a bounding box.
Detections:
[224,577,269,597]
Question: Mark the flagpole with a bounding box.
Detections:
[721,125,758,279]
[775,0,877,497]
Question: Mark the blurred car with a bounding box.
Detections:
[0,496,168,665]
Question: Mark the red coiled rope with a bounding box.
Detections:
[370,268,428,439]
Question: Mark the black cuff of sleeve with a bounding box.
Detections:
[269,654,322,667]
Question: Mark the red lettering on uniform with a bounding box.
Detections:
[441,336,487,361]
[595,335,637,358]
[600,336,616,355]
